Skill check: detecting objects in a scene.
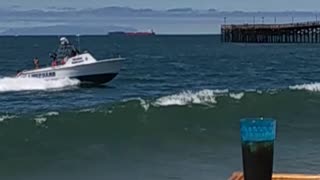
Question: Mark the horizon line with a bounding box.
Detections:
[4,6,320,13]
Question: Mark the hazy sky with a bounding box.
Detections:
[3,0,320,11]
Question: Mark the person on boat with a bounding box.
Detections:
[60,57,67,65]
[49,52,58,67]
[33,57,40,69]
[51,59,57,67]
[55,37,79,64]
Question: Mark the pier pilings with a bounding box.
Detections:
[221,21,320,43]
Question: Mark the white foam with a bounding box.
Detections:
[200,128,207,132]
[79,108,96,113]
[0,77,80,92]
[122,97,150,111]
[139,98,150,111]
[289,83,320,92]
[34,117,47,124]
[0,115,17,122]
[229,92,245,100]
[44,112,59,116]
[153,89,227,106]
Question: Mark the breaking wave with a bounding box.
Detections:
[289,82,320,92]
[150,83,320,107]
[229,92,245,100]
[0,115,17,122]
[152,89,246,106]
[0,77,80,92]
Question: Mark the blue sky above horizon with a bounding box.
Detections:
[3,0,320,11]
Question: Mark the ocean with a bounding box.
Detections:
[1,35,320,180]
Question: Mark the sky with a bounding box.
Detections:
[2,0,320,11]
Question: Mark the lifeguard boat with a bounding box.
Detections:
[16,37,124,84]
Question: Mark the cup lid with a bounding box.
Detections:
[240,118,276,142]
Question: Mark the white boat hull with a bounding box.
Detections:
[17,53,124,84]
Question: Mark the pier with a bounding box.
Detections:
[221,21,320,43]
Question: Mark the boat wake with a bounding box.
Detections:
[0,77,80,92]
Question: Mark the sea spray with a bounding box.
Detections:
[0,77,80,92]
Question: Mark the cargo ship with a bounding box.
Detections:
[108,30,156,36]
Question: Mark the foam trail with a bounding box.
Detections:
[0,77,80,92]
[289,83,320,92]
[153,89,227,106]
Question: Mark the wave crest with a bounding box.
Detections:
[0,115,17,122]
[229,92,245,100]
[289,83,320,92]
[153,89,228,106]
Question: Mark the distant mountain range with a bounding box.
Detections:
[0,6,319,18]
[1,25,137,36]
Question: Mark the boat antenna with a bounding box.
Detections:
[76,34,81,52]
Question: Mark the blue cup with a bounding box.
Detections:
[240,118,276,180]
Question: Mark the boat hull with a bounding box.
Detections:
[17,57,124,84]
[72,73,118,84]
